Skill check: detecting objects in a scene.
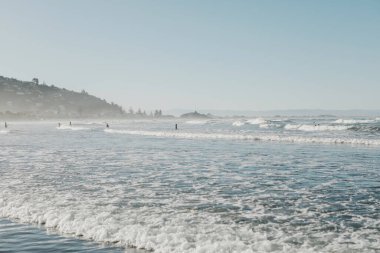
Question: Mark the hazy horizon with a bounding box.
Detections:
[1,0,380,112]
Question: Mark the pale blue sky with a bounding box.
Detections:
[1,0,379,111]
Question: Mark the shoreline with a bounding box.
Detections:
[0,218,146,253]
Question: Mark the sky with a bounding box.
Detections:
[1,0,379,112]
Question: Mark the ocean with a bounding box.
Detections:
[0,116,379,252]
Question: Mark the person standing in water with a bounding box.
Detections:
[175,123,178,130]
[58,122,61,127]
[4,122,7,128]
[106,123,109,128]
[69,121,72,126]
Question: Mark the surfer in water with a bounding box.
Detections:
[106,123,109,128]
[58,122,61,127]
[4,122,7,128]
[175,123,178,130]
[70,121,72,126]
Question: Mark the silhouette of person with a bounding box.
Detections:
[106,123,109,128]
[70,121,72,126]
[175,123,178,130]
[4,122,7,128]
[58,122,61,127]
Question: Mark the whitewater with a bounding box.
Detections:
[1,117,380,252]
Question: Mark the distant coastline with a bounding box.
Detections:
[167,109,380,118]
[0,75,172,120]
[2,75,379,120]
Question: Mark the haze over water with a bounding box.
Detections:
[1,117,379,252]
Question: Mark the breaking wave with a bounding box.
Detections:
[334,119,375,124]
[105,129,380,146]
[185,120,208,125]
[247,118,267,125]
[259,123,270,129]
[284,124,349,132]
[0,187,258,253]
[57,125,90,131]
[1,122,380,253]
[232,121,245,127]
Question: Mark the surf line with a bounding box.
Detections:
[104,129,380,146]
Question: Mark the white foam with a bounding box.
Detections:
[185,120,208,125]
[232,121,245,127]
[0,130,9,134]
[1,150,379,253]
[0,188,264,253]
[260,123,283,129]
[1,123,380,253]
[105,129,380,146]
[247,118,266,125]
[284,124,301,131]
[83,122,102,125]
[284,124,349,132]
[57,125,89,131]
[334,119,375,124]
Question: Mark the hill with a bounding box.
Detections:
[0,76,125,119]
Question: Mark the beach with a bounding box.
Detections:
[1,117,379,252]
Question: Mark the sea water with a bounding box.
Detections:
[0,117,379,252]
[0,219,128,252]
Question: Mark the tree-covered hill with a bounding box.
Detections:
[0,76,125,119]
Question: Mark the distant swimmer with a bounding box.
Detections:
[175,123,178,130]
[4,122,7,128]
[106,123,109,128]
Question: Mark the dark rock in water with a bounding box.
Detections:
[180,111,211,119]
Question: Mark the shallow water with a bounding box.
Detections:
[0,219,128,252]
[1,117,380,252]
